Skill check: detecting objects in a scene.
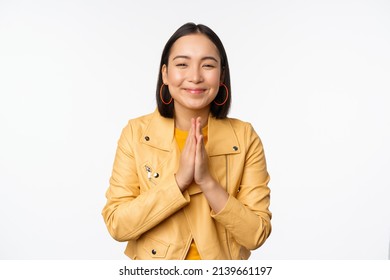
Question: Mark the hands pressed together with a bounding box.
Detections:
[175,117,212,190]
[175,117,228,213]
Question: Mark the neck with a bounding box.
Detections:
[174,106,210,131]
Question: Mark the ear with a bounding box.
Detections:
[161,64,168,84]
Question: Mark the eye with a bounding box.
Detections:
[203,64,215,69]
[176,63,187,68]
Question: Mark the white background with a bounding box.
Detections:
[0,0,389,259]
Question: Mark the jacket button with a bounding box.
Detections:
[153,172,159,178]
[144,136,150,141]
[151,249,156,255]
[233,146,238,151]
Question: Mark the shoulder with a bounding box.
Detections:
[219,116,257,135]
[119,111,157,140]
[225,117,251,128]
[124,110,165,131]
[127,111,156,126]
[121,109,174,143]
[221,117,264,148]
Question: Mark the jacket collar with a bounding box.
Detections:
[141,109,240,156]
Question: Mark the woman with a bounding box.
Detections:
[102,22,271,260]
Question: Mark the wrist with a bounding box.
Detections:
[175,174,189,192]
[199,176,217,191]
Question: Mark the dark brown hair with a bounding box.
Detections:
[156,22,231,119]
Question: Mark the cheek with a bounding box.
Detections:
[166,68,184,85]
[207,71,221,87]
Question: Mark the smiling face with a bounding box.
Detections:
[162,33,222,115]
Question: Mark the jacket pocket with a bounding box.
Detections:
[142,236,170,258]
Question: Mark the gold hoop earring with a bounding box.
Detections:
[160,84,172,105]
[214,83,229,106]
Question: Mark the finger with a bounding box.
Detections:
[184,118,195,147]
[195,134,202,167]
[187,118,194,136]
[195,134,209,180]
[192,117,196,137]
[196,117,202,140]
[190,118,197,149]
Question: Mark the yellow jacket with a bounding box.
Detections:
[102,110,271,259]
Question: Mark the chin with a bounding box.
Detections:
[185,102,211,110]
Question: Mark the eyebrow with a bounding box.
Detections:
[172,55,219,62]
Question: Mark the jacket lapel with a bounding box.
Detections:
[207,115,241,157]
[140,110,175,152]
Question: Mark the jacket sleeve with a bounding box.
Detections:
[101,121,190,242]
[211,123,272,250]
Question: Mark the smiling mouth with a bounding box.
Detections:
[185,88,206,94]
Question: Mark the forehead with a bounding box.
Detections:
[169,33,220,60]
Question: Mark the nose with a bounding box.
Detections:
[188,66,203,83]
